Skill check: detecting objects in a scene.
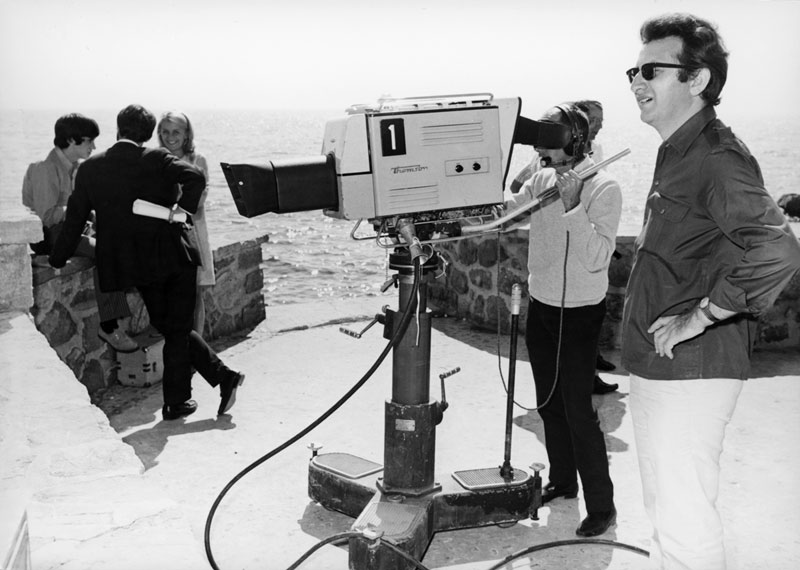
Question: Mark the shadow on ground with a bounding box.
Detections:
[122,415,236,470]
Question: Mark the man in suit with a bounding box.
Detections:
[50,104,244,420]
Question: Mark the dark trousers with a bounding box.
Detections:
[137,264,234,406]
[526,298,614,513]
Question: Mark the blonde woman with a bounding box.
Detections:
[157,111,214,334]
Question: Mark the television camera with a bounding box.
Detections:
[221,93,587,249]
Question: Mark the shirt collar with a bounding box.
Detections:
[116,138,140,146]
[663,105,717,156]
[52,146,74,171]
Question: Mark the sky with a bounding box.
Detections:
[0,0,798,121]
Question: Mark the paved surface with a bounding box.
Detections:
[3,296,800,569]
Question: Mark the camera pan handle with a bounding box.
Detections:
[377,93,494,111]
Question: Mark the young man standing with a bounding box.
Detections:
[22,113,136,352]
[622,14,800,569]
[506,103,621,538]
[49,105,244,420]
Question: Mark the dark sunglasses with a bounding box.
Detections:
[626,62,694,83]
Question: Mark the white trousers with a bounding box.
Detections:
[630,374,742,570]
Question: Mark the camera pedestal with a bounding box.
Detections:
[308,251,541,570]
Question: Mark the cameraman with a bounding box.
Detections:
[504,103,622,537]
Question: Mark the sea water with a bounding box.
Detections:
[1,108,796,304]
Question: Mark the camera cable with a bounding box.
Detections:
[285,531,432,570]
[203,259,424,570]
[494,229,569,413]
[483,538,649,569]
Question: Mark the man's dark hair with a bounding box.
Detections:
[53,114,100,149]
[117,104,156,143]
[640,13,728,106]
[573,100,602,114]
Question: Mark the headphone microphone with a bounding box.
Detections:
[539,156,577,169]
[554,104,588,160]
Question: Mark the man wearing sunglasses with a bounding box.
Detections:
[621,13,800,569]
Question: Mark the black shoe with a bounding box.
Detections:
[593,375,619,395]
[596,354,616,372]
[218,372,245,415]
[542,482,579,504]
[162,400,198,420]
[576,508,617,537]
[98,328,139,353]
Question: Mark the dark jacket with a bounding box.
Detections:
[621,106,800,380]
[49,141,206,291]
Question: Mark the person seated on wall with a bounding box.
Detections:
[22,113,137,352]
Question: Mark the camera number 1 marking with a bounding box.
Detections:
[380,118,406,156]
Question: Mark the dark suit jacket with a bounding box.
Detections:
[49,141,206,291]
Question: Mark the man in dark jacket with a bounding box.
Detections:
[622,14,800,568]
[50,104,243,420]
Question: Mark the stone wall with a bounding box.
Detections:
[427,229,800,351]
[30,236,268,394]
[0,207,41,314]
[5,202,270,395]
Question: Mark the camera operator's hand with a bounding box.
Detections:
[647,309,706,359]
[556,170,584,212]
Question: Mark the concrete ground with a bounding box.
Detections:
[2,295,798,570]
[91,296,800,570]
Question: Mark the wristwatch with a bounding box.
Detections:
[698,297,721,323]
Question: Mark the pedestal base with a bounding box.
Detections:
[308,452,541,570]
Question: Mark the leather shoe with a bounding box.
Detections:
[542,482,578,504]
[596,353,616,371]
[576,508,617,537]
[98,328,138,353]
[162,400,198,420]
[218,372,245,415]
[593,375,618,395]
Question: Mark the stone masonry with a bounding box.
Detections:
[26,221,269,395]
[427,228,800,351]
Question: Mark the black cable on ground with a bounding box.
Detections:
[494,230,569,413]
[285,531,433,570]
[203,260,423,570]
[287,533,648,570]
[484,538,649,570]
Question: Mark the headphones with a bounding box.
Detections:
[554,104,589,160]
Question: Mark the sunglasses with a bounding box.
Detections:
[626,62,694,83]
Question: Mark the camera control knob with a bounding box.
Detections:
[455,164,464,173]
[472,162,481,171]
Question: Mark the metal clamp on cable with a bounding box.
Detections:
[360,526,385,552]
[396,217,430,264]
